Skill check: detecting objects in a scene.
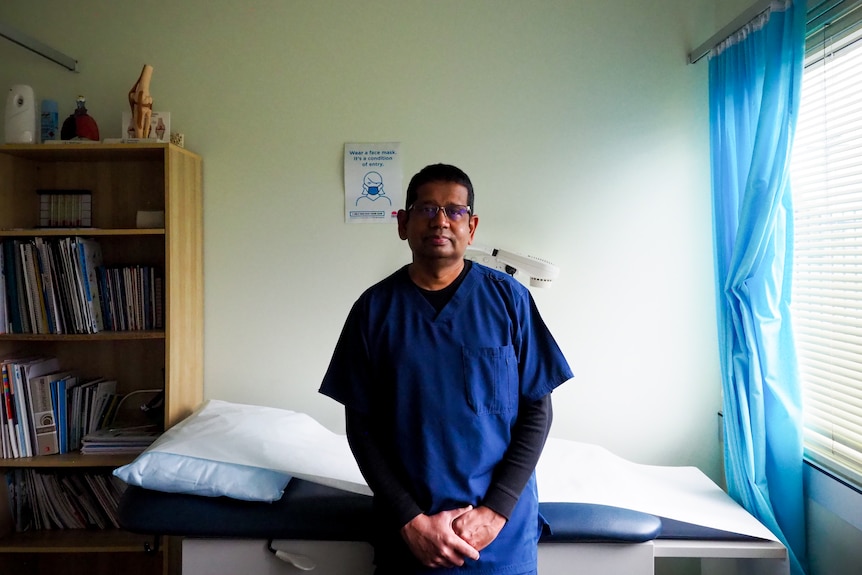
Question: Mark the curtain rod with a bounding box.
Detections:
[689,0,775,63]
[0,21,77,72]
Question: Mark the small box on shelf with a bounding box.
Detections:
[37,190,92,228]
[135,210,165,229]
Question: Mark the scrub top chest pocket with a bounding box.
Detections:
[462,345,519,415]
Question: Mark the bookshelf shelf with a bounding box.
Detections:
[0,228,165,237]
[0,143,203,575]
[0,330,165,341]
[0,142,187,162]
[0,528,152,553]
[0,453,137,468]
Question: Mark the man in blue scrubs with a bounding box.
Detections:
[320,164,572,575]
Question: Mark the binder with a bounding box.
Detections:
[27,370,72,455]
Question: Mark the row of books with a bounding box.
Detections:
[0,355,131,458]
[0,237,163,335]
[101,263,164,332]
[6,468,125,531]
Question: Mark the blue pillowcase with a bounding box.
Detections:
[114,451,291,501]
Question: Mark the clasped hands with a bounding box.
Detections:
[400,505,506,569]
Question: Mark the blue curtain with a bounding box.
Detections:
[708,1,808,574]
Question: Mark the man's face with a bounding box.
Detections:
[397,181,478,263]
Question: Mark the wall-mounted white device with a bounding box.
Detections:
[465,245,560,287]
[5,84,36,143]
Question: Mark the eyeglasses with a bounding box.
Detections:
[407,203,472,221]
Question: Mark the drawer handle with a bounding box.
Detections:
[268,540,316,571]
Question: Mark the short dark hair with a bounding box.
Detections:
[405,163,474,211]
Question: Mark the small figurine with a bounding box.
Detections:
[60,96,100,141]
[129,64,154,138]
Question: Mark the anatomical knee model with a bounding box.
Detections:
[129,64,154,138]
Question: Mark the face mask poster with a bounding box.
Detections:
[344,142,403,223]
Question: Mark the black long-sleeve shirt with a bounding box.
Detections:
[346,393,552,527]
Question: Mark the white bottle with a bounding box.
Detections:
[5,85,36,144]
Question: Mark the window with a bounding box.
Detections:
[790,0,862,486]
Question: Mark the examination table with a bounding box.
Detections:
[118,469,788,575]
[112,401,789,575]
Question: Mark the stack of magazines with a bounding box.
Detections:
[80,425,160,455]
[6,468,126,530]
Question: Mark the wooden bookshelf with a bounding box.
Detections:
[0,143,203,575]
[0,528,153,553]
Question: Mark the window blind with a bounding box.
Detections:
[791,0,862,486]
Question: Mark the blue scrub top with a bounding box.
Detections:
[321,263,573,575]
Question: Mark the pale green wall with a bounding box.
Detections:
[14,2,862,575]
[0,1,722,476]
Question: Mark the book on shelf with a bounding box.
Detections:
[46,238,72,334]
[26,370,73,456]
[15,357,61,457]
[1,357,28,459]
[29,238,60,334]
[48,373,79,454]
[1,356,46,458]
[86,378,117,435]
[60,474,108,529]
[68,377,115,450]
[0,360,8,458]
[34,237,63,334]
[60,236,87,333]
[4,240,32,334]
[6,470,25,531]
[30,468,65,528]
[12,362,32,457]
[0,243,6,334]
[74,236,105,333]
[7,469,37,531]
[43,472,88,528]
[64,236,92,333]
[19,241,49,335]
[2,241,20,333]
[84,473,124,528]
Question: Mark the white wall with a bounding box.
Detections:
[0,0,727,481]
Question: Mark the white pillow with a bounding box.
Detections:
[114,399,370,502]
